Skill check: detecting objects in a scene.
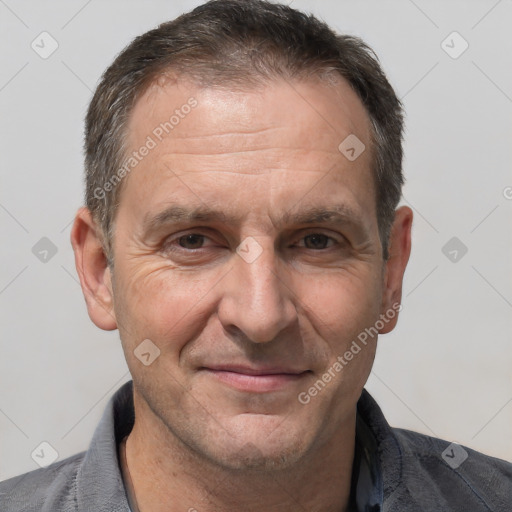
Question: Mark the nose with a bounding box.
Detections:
[217,240,297,344]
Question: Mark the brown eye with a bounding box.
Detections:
[303,234,332,250]
[178,234,205,249]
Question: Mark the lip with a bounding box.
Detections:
[200,366,311,393]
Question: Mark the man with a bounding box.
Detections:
[1,0,510,510]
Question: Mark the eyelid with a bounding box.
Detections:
[295,227,345,240]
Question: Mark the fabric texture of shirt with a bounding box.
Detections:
[1,380,511,511]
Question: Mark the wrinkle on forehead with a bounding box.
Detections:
[127,75,371,156]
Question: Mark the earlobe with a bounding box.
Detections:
[70,207,118,331]
[378,206,413,334]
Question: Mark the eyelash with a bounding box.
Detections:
[161,231,344,254]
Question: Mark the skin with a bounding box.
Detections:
[71,75,412,512]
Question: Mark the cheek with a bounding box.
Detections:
[297,269,382,355]
[113,261,221,353]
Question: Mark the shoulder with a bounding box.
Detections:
[0,452,84,512]
[0,381,134,512]
[357,389,512,511]
[389,426,512,510]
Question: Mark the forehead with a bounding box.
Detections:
[128,73,371,157]
[119,74,375,229]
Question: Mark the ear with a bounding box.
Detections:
[378,206,413,334]
[70,207,117,331]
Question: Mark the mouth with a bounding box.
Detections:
[199,365,312,393]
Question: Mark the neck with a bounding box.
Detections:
[123,391,356,512]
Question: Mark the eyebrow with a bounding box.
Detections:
[281,205,363,227]
[142,206,231,234]
[142,204,367,235]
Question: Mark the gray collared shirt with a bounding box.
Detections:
[1,380,511,511]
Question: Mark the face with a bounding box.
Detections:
[73,74,411,471]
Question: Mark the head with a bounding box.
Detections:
[72,0,412,471]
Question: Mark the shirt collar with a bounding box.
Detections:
[76,380,134,511]
[351,392,384,511]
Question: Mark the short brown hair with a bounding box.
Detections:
[85,0,404,262]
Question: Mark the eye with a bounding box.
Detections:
[161,232,214,255]
[299,233,337,250]
[177,233,207,250]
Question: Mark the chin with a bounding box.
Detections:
[198,415,313,472]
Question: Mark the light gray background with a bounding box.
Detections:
[1,0,511,481]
